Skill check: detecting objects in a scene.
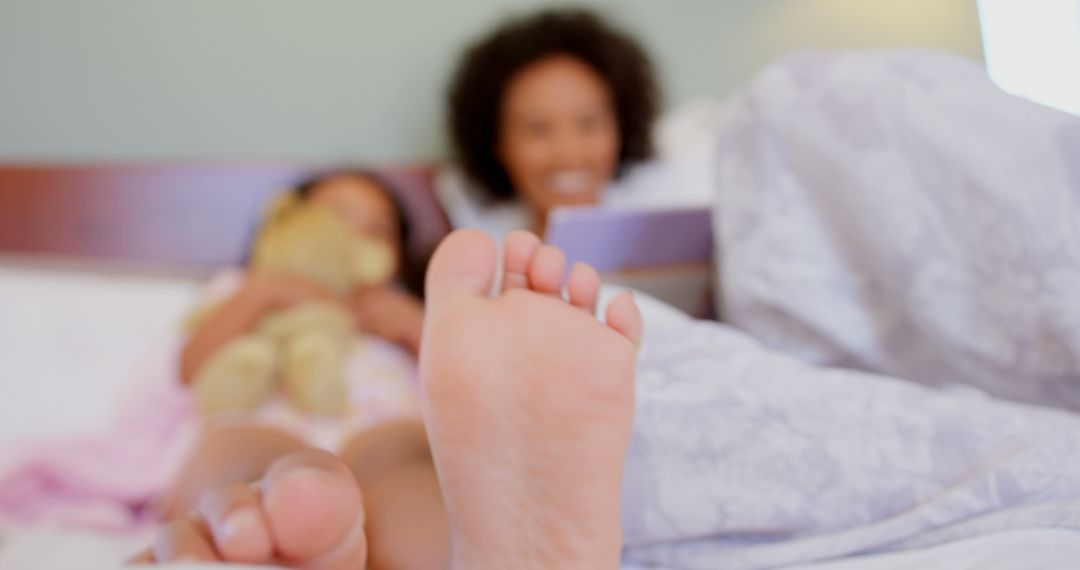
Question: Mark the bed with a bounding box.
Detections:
[0,163,453,567]
[0,161,449,440]
[4,160,1080,570]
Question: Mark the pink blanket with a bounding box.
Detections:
[0,349,199,535]
[0,329,419,536]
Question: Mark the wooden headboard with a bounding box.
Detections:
[0,163,451,272]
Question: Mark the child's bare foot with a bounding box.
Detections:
[135,449,367,569]
[421,229,641,569]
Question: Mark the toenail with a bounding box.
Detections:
[278,465,335,486]
[263,465,342,503]
[221,508,260,542]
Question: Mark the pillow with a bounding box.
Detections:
[0,263,200,448]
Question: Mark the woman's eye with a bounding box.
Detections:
[580,113,607,134]
[524,121,551,138]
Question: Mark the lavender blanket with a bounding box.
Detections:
[619,51,1080,569]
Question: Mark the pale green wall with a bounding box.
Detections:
[0,0,983,162]
[622,0,985,109]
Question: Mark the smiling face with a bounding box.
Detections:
[497,55,620,229]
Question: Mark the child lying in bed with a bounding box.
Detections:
[160,171,453,568]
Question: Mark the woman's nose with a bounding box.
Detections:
[549,125,588,167]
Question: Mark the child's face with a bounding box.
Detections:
[308,176,402,281]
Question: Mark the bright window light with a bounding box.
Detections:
[978,0,1080,115]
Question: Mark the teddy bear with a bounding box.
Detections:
[187,191,395,417]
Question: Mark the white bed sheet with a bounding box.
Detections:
[1,527,1077,570]
[0,263,202,449]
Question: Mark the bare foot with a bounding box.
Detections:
[421,229,641,569]
[134,449,367,569]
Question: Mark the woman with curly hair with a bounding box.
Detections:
[442,7,662,237]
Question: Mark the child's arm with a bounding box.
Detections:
[179,274,339,384]
[348,287,425,356]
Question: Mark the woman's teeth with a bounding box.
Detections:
[550,171,593,195]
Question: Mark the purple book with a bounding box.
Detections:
[544,206,713,273]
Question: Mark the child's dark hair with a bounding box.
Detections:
[293,170,426,298]
[447,7,661,202]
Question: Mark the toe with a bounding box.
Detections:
[261,450,367,568]
[197,484,273,564]
[528,245,567,296]
[426,229,498,306]
[567,263,601,314]
[501,231,542,293]
[605,291,643,347]
[152,517,220,562]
